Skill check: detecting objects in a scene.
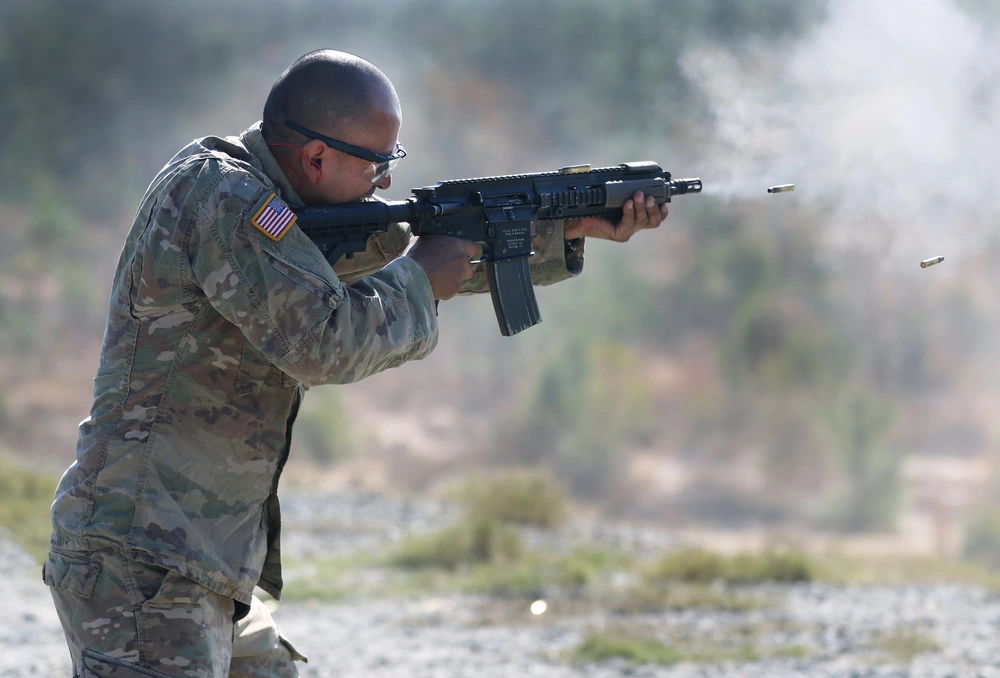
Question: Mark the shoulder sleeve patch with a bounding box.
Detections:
[251,193,297,241]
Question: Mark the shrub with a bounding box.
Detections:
[644,547,815,585]
[571,631,809,665]
[449,467,568,528]
[574,633,682,665]
[387,517,523,570]
[729,549,815,583]
[644,548,729,584]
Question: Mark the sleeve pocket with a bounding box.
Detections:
[80,649,172,678]
[236,216,344,308]
[43,550,100,600]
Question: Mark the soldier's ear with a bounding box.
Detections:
[301,140,326,183]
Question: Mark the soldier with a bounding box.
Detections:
[44,49,668,677]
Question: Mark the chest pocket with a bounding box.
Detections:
[236,339,297,394]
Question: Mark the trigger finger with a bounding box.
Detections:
[462,240,480,258]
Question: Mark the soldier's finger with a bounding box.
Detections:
[632,192,650,226]
[461,239,480,259]
[618,201,637,241]
[643,195,659,228]
[621,198,635,224]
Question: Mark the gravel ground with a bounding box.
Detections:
[0,535,70,678]
[277,585,1000,678]
[6,493,1000,678]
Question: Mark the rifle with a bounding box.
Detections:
[296,161,703,336]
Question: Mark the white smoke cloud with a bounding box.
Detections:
[683,0,1000,265]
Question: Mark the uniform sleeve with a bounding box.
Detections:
[330,198,413,284]
[188,173,439,386]
[458,218,584,295]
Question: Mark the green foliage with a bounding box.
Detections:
[819,388,902,533]
[573,633,683,666]
[645,547,730,583]
[458,546,633,597]
[285,544,630,601]
[289,386,356,465]
[276,551,394,602]
[0,457,59,562]
[448,467,568,528]
[387,518,523,571]
[723,294,848,392]
[287,541,1000,606]
[571,630,810,666]
[460,553,590,597]
[962,509,1000,569]
[493,339,652,500]
[644,548,815,585]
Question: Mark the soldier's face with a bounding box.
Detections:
[317,105,402,204]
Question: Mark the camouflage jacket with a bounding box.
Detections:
[50,122,584,605]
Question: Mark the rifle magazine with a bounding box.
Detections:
[487,257,542,336]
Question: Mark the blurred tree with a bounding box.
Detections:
[0,0,826,217]
[490,338,653,501]
[818,387,902,532]
[290,387,357,466]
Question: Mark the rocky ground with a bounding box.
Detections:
[0,535,67,677]
[6,492,1000,678]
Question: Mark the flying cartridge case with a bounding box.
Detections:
[767,184,795,194]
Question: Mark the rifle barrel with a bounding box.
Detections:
[670,178,703,196]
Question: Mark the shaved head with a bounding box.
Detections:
[262,49,399,144]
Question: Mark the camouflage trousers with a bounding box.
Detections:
[44,547,306,677]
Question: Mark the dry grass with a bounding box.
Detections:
[643,547,815,585]
[570,628,810,666]
[874,627,942,664]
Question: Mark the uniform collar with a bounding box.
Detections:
[240,121,306,209]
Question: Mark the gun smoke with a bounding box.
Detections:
[682,0,1000,267]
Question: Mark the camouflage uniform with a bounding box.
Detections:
[46,122,583,676]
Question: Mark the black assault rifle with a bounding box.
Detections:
[296,162,703,336]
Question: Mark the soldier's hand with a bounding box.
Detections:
[563,191,668,242]
[405,235,478,300]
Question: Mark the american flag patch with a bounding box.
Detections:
[251,194,297,241]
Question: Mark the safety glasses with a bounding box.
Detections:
[285,120,406,183]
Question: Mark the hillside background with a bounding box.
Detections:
[4,0,1000,562]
